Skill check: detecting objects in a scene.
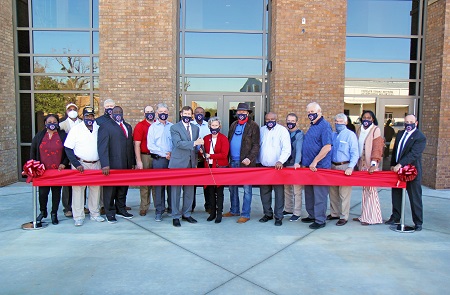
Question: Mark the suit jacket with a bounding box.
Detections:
[98,119,135,169]
[390,128,426,179]
[227,118,260,167]
[168,121,199,168]
[203,133,230,167]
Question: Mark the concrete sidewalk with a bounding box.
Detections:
[0,182,449,294]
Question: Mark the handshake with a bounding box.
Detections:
[194,137,204,146]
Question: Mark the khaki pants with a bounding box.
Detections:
[284,185,303,216]
[140,154,157,211]
[72,161,101,220]
[329,163,352,220]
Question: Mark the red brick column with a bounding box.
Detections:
[269,0,347,128]
[422,0,450,189]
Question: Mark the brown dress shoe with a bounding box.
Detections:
[352,217,360,222]
[100,207,106,215]
[336,219,347,226]
[139,210,147,216]
[361,222,370,226]
[237,217,250,223]
[223,212,239,217]
[84,207,89,214]
[64,211,73,218]
[126,206,132,211]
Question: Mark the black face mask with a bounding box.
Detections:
[181,116,191,123]
[105,108,114,116]
[145,112,155,121]
[45,123,59,131]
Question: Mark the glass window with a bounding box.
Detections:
[34,93,89,115]
[16,0,29,27]
[345,62,416,80]
[19,76,31,90]
[186,77,263,92]
[33,31,90,54]
[34,57,91,74]
[93,32,99,54]
[185,0,264,30]
[345,81,415,96]
[93,76,99,90]
[34,76,91,90]
[93,0,99,28]
[185,32,262,56]
[346,37,416,60]
[17,30,30,53]
[32,0,90,28]
[185,58,263,75]
[347,0,416,35]
[92,57,99,73]
[20,93,32,142]
[19,57,31,73]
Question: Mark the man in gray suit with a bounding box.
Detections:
[169,106,204,227]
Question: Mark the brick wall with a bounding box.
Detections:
[422,0,450,189]
[269,0,347,130]
[99,0,178,127]
[0,0,18,186]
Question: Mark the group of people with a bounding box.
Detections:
[30,100,426,231]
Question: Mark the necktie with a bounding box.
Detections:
[186,124,191,140]
[120,122,128,138]
[396,132,407,162]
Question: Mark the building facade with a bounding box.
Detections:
[1,0,449,189]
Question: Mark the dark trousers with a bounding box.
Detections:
[62,186,72,213]
[205,185,224,214]
[39,186,62,214]
[153,157,171,215]
[103,186,128,218]
[391,177,423,225]
[260,185,285,220]
[304,185,329,224]
[193,159,208,211]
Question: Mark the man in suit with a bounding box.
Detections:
[168,106,204,227]
[387,114,426,231]
[98,106,136,223]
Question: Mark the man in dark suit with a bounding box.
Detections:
[98,106,136,223]
[168,106,204,227]
[387,114,426,231]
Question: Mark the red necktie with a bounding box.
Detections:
[120,122,128,138]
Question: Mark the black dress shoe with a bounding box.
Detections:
[173,219,181,227]
[51,213,59,225]
[207,214,216,222]
[415,224,422,231]
[309,222,325,229]
[274,219,282,226]
[326,214,339,220]
[301,217,315,223]
[182,216,197,223]
[259,215,273,223]
[384,217,400,225]
[36,210,48,222]
[215,214,222,224]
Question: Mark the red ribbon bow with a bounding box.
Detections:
[22,160,46,183]
[396,164,418,187]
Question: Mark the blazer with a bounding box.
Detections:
[203,133,230,168]
[30,129,69,167]
[98,119,135,169]
[227,118,260,167]
[168,121,200,168]
[390,129,426,178]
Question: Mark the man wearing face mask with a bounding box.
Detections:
[133,105,157,216]
[98,106,135,223]
[301,102,332,229]
[59,103,82,218]
[168,106,203,227]
[328,113,359,226]
[96,99,115,126]
[191,107,211,213]
[225,103,260,223]
[258,112,291,226]
[388,114,426,231]
[147,103,173,222]
[64,106,104,226]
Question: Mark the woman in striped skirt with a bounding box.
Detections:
[354,110,384,225]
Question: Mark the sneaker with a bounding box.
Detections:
[64,210,73,218]
[74,219,84,226]
[106,216,118,224]
[116,212,133,219]
[90,216,105,222]
[289,215,300,222]
[155,214,162,222]
[283,210,293,216]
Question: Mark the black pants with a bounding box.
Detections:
[103,186,128,218]
[391,176,423,225]
[204,185,224,214]
[39,186,62,214]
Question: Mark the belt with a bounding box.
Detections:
[332,161,350,166]
[150,153,161,159]
[76,157,99,164]
[141,152,151,155]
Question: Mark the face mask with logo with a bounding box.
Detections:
[195,114,204,122]
[362,119,372,128]
[181,116,191,123]
[45,123,59,131]
[158,113,168,121]
[68,110,78,119]
[105,108,114,116]
[308,113,318,122]
[113,114,123,123]
[405,122,416,132]
[335,123,346,133]
[84,118,95,126]
[210,127,220,135]
[237,113,248,124]
[145,112,155,121]
[266,121,276,129]
[287,122,296,130]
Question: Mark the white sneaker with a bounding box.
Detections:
[74,219,84,226]
[90,216,105,222]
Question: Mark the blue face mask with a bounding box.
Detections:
[265,120,276,129]
[105,108,113,116]
[308,113,318,122]
[286,122,296,130]
[362,119,372,128]
[195,114,204,122]
[145,112,155,121]
[158,113,168,121]
[84,118,95,127]
[181,116,191,123]
[210,127,220,135]
[113,114,123,123]
[45,123,59,131]
[335,123,346,133]
[405,122,416,132]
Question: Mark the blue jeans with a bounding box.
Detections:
[228,160,253,218]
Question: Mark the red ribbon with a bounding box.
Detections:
[396,164,418,186]
[22,160,46,183]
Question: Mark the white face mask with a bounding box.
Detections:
[68,110,78,119]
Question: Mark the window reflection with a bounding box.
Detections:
[186,0,263,30]
[190,101,218,120]
[186,77,263,92]
[184,58,262,75]
[93,32,99,53]
[34,76,90,90]
[34,57,91,74]
[185,32,262,56]
[32,0,90,28]
[93,0,99,28]
[346,37,415,60]
[346,62,415,79]
[20,93,32,142]
[33,31,90,54]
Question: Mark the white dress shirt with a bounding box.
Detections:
[259,124,291,166]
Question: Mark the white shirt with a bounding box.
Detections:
[259,124,291,166]
[208,137,217,164]
[183,122,193,140]
[358,124,374,157]
[396,127,416,161]
[64,122,99,161]
[192,120,210,139]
